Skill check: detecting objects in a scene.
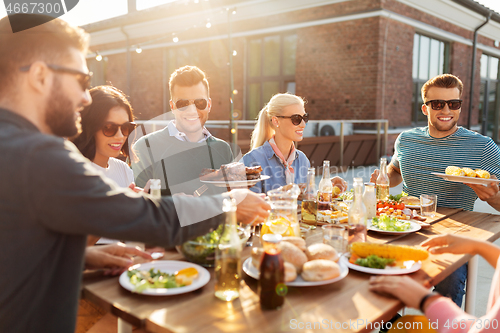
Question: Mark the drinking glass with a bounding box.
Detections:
[420,194,437,217]
[322,224,347,255]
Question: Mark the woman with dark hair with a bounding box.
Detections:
[72,85,137,188]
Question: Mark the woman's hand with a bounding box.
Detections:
[84,243,153,276]
[369,275,430,309]
[420,234,477,256]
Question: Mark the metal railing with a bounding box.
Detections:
[135,119,390,163]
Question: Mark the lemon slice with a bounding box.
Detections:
[175,267,198,286]
[268,218,289,235]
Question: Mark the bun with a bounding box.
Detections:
[282,236,306,252]
[301,260,340,281]
[279,242,307,271]
[306,243,338,262]
[251,247,264,268]
[400,196,420,206]
[284,262,297,282]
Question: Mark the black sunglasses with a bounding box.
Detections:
[101,122,137,137]
[424,99,462,111]
[20,64,93,91]
[174,99,208,110]
[276,113,309,126]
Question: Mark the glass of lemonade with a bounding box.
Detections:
[261,187,300,238]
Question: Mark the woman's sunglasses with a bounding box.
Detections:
[101,122,137,137]
[424,99,463,111]
[174,99,208,110]
[276,113,309,126]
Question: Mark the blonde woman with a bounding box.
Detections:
[242,93,311,193]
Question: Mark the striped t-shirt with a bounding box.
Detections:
[391,126,500,211]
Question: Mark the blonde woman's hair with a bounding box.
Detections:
[250,93,305,150]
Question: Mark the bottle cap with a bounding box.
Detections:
[262,233,282,244]
[222,196,237,212]
[364,182,375,186]
[150,179,161,190]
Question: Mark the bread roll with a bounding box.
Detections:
[279,242,307,271]
[301,260,340,281]
[306,243,338,262]
[251,247,264,268]
[284,262,297,282]
[282,236,306,252]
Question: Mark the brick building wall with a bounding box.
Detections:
[87,0,500,142]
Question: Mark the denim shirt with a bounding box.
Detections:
[242,141,311,194]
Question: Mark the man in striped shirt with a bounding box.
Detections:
[371,74,500,307]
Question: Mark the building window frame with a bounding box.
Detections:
[245,33,297,120]
[479,53,500,142]
[411,33,449,126]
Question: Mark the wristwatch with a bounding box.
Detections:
[419,292,441,313]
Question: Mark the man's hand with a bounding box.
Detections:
[128,182,145,193]
[370,169,379,184]
[370,164,403,187]
[229,189,270,225]
[84,243,153,275]
[467,175,499,201]
[331,176,348,193]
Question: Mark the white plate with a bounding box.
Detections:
[405,204,420,209]
[368,220,421,235]
[431,172,500,185]
[200,175,270,188]
[243,257,349,287]
[340,255,421,275]
[119,260,210,295]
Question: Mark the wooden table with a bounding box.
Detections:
[82,207,500,333]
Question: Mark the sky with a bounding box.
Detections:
[0,0,499,27]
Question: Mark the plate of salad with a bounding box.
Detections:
[119,260,210,295]
[340,254,421,275]
[368,215,421,235]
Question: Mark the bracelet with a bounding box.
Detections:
[419,292,440,313]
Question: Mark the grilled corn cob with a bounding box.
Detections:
[351,242,429,261]
[462,167,477,178]
[475,169,490,179]
[445,166,464,176]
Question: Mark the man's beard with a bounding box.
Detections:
[45,78,82,137]
[432,118,458,132]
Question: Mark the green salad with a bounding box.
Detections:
[178,224,230,267]
[388,191,408,202]
[128,268,179,292]
[372,215,411,232]
[355,255,395,269]
[337,189,353,201]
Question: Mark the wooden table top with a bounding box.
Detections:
[82,207,500,333]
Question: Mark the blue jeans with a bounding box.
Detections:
[434,263,468,307]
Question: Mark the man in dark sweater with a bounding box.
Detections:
[0,14,269,332]
[132,66,235,196]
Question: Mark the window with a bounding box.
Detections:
[411,34,449,124]
[479,54,500,142]
[246,34,297,120]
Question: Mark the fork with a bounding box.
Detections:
[194,184,208,197]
